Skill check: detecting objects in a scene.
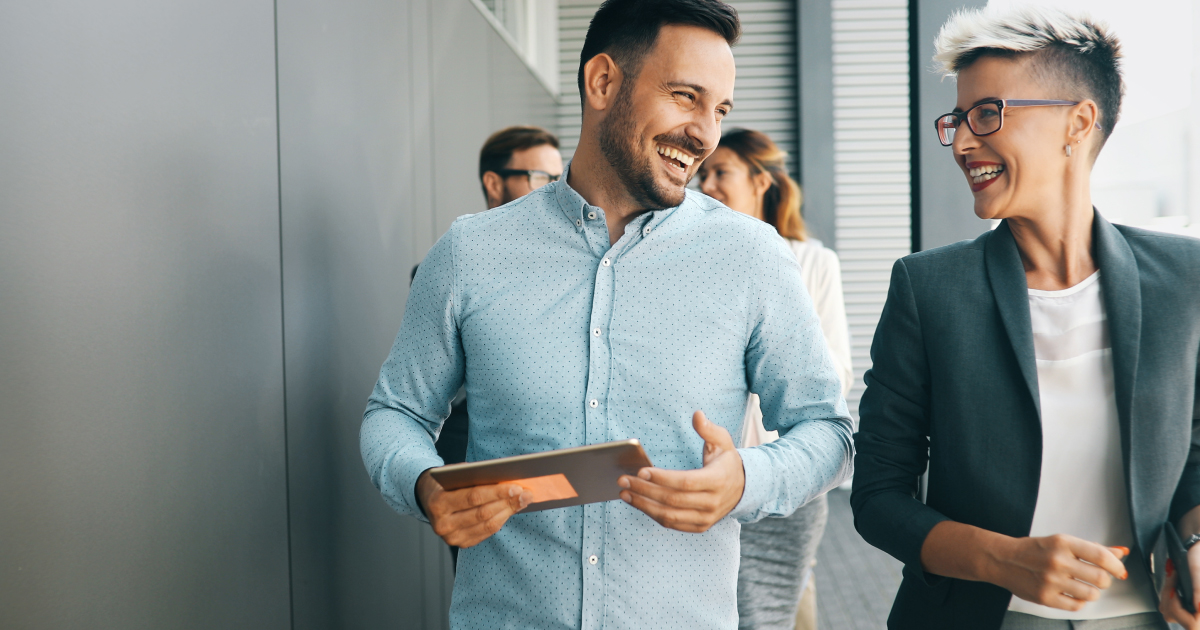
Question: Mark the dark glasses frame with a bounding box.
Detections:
[934,99,1085,146]
[495,169,561,186]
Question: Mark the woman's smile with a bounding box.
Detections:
[966,160,1006,192]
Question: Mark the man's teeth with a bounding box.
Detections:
[969,164,1005,183]
[657,145,695,166]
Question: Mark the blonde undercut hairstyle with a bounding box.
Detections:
[933,5,1124,153]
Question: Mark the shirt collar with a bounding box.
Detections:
[553,161,686,235]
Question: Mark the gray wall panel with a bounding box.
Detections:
[276,1,557,627]
[0,1,290,628]
[914,0,988,250]
[431,1,561,235]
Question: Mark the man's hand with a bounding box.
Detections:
[416,469,532,548]
[985,534,1129,611]
[1159,542,1200,629]
[617,410,745,533]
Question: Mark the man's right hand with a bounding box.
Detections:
[416,469,532,548]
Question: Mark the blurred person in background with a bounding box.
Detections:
[412,125,562,567]
[699,128,853,630]
[851,6,1200,629]
[477,125,564,209]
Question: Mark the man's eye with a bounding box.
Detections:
[675,91,695,101]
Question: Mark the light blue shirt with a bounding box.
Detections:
[361,174,853,630]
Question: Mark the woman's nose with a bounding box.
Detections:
[699,176,716,195]
[952,121,980,155]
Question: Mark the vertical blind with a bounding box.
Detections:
[556,0,798,183]
[556,0,597,158]
[832,0,912,420]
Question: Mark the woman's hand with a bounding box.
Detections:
[921,522,1128,612]
[984,534,1128,611]
[1159,543,1200,629]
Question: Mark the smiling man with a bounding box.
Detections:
[361,1,853,628]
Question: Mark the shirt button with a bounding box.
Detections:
[587,211,597,220]
[589,399,598,408]
[592,328,601,337]
[643,226,652,236]
[602,258,610,266]
[575,219,582,227]
[588,555,598,565]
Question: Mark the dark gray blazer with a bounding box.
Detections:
[851,213,1200,629]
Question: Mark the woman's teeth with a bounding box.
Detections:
[657,145,694,167]
[970,164,1005,183]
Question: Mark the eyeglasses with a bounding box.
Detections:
[496,169,561,189]
[934,99,1090,146]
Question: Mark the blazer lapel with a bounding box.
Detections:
[1093,212,1141,483]
[985,221,1041,417]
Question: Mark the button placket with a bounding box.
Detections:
[581,238,617,630]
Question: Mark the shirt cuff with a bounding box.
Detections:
[729,446,773,523]
[385,444,445,524]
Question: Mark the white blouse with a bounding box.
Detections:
[1008,271,1155,619]
[741,238,853,448]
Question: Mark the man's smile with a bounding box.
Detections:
[657,143,696,177]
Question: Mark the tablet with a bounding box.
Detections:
[429,439,653,513]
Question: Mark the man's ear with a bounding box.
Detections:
[482,171,505,208]
[582,53,623,113]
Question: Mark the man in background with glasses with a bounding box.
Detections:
[478,125,563,208]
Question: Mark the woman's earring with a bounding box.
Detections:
[1065,144,1072,157]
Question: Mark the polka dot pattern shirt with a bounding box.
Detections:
[361,172,854,630]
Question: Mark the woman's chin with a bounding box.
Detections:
[973,201,1005,221]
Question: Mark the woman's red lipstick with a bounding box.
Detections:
[966,161,1004,192]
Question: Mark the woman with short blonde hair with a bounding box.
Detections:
[852,6,1200,629]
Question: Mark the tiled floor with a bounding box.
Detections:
[814,488,903,629]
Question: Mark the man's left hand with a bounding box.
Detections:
[618,410,745,533]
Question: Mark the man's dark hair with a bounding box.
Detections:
[576,0,740,103]
[478,125,560,182]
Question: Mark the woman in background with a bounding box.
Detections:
[699,128,853,630]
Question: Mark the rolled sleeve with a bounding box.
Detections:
[851,259,950,577]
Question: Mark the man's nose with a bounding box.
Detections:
[687,114,722,157]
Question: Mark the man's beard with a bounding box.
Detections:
[597,86,695,210]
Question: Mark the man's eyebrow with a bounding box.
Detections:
[667,82,734,110]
